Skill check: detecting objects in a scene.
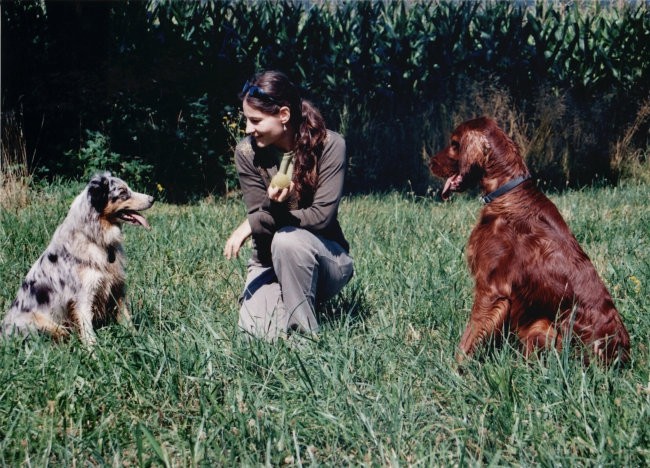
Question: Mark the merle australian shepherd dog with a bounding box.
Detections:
[2,172,154,346]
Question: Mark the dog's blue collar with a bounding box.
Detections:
[481,175,531,204]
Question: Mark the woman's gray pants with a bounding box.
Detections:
[238,227,354,340]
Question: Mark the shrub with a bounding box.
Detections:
[64,130,153,189]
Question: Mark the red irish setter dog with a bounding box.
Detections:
[429,117,630,366]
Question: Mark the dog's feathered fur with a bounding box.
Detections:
[429,117,630,366]
[2,172,154,345]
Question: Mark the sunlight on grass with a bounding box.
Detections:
[0,182,649,465]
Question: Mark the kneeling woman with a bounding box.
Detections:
[224,70,354,340]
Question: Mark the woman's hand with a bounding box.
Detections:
[267,182,294,203]
[224,219,252,260]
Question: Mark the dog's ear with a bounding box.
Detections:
[88,173,110,212]
[458,129,489,176]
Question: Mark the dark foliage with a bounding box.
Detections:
[2,1,649,201]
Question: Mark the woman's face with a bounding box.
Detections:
[242,99,291,150]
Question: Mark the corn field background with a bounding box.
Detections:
[2,0,649,201]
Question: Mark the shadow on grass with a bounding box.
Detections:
[317,280,372,332]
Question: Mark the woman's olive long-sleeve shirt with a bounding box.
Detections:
[234,130,350,266]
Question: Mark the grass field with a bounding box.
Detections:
[0,180,649,466]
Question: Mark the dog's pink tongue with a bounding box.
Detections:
[131,213,150,229]
[441,175,461,200]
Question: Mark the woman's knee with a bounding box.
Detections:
[271,227,316,261]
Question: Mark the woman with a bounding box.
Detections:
[224,70,354,340]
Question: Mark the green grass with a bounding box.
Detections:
[0,180,649,466]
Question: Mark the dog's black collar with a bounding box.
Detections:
[481,175,531,204]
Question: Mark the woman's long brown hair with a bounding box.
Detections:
[240,70,327,205]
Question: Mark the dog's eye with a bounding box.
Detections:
[111,189,128,202]
[451,141,460,151]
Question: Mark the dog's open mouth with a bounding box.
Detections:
[116,210,151,229]
[441,174,463,200]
